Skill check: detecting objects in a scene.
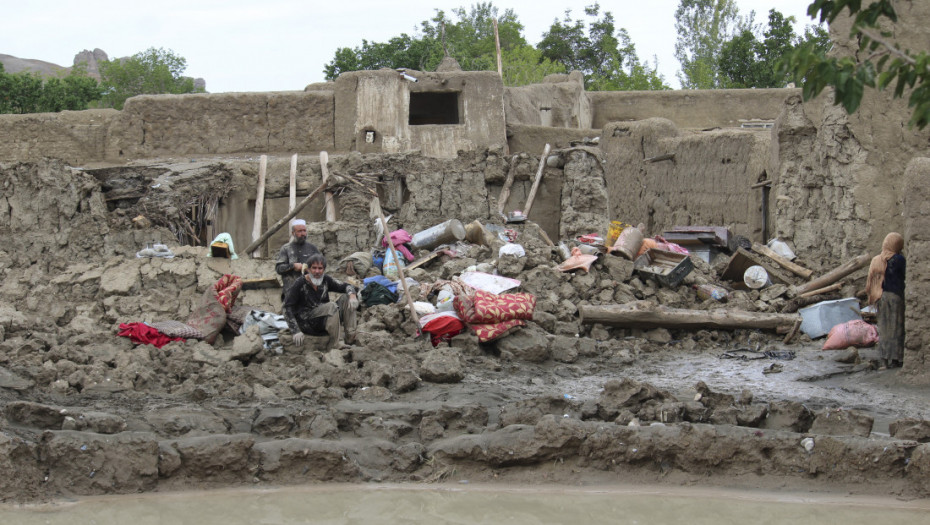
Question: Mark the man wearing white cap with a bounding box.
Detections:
[275,219,321,301]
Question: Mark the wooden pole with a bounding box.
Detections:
[798,282,843,298]
[243,180,327,257]
[793,253,870,296]
[289,154,297,212]
[371,197,420,331]
[579,301,799,331]
[320,151,336,222]
[497,156,518,220]
[250,155,267,258]
[752,242,813,279]
[523,143,551,218]
[493,18,503,78]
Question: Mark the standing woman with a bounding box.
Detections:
[866,232,906,369]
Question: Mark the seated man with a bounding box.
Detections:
[284,253,359,350]
[275,219,321,302]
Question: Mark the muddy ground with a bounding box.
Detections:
[2,157,930,503]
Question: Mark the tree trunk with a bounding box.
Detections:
[579,301,799,331]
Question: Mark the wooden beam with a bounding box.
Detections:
[243,180,327,257]
[250,155,267,258]
[793,253,870,296]
[320,151,336,222]
[289,154,297,212]
[497,156,518,219]
[751,242,813,279]
[798,282,843,299]
[579,301,799,331]
[523,143,551,218]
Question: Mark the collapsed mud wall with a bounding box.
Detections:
[600,118,770,239]
[589,88,796,129]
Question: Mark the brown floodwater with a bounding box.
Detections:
[1,484,927,524]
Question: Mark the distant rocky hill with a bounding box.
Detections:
[0,48,205,90]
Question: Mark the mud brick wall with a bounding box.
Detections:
[106,91,335,160]
[902,158,930,383]
[600,118,770,240]
[0,109,117,164]
[589,88,796,130]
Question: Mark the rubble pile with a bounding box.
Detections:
[2,156,930,503]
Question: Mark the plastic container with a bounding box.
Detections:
[693,284,729,302]
[610,226,643,260]
[606,221,628,248]
[411,219,466,250]
[743,265,771,289]
[799,298,862,339]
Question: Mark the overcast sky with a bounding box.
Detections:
[4,1,821,93]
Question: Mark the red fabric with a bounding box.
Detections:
[213,274,243,313]
[118,322,186,348]
[454,290,535,325]
[422,315,466,347]
[470,319,525,342]
[381,229,415,262]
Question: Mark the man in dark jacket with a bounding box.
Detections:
[284,253,358,350]
[275,219,321,302]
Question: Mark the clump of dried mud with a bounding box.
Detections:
[1,157,929,503]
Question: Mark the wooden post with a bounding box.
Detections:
[798,282,843,298]
[250,154,267,258]
[320,151,336,222]
[497,157,518,220]
[793,253,870,296]
[493,18,502,78]
[371,197,420,331]
[523,143,551,218]
[289,154,297,212]
[243,180,327,257]
[751,242,813,279]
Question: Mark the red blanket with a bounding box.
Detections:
[118,322,186,348]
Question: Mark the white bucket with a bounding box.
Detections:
[743,265,771,289]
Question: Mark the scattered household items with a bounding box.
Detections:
[609,226,643,259]
[558,246,598,273]
[118,275,243,347]
[136,242,175,259]
[606,221,628,248]
[719,348,796,360]
[240,310,289,350]
[459,271,521,295]
[798,298,862,339]
[743,265,771,289]
[766,238,797,260]
[411,219,466,250]
[721,248,790,289]
[505,210,527,224]
[337,252,372,277]
[822,320,879,350]
[634,249,693,288]
[207,233,238,259]
[419,311,466,347]
[454,289,536,343]
[579,301,800,331]
[662,226,731,263]
[499,243,526,258]
[360,280,398,306]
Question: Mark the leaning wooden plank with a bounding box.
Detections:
[497,157,518,219]
[579,301,799,331]
[320,151,336,222]
[406,251,443,272]
[522,143,551,217]
[798,282,843,299]
[371,197,420,330]
[243,180,327,257]
[752,242,814,279]
[793,253,870,296]
[250,154,267,258]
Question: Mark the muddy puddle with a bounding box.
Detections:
[2,484,927,524]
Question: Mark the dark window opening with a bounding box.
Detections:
[409,91,460,125]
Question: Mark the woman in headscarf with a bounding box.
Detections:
[865,232,906,369]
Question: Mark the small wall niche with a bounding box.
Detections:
[409,91,460,125]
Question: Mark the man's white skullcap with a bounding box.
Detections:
[292,219,307,227]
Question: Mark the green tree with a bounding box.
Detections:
[0,64,99,114]
[674,0,740,89]
[99,47,202,110]
[538,3,669,90]
[718,9,829,88]
[500,46,566,87]
[782,0,930,129]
